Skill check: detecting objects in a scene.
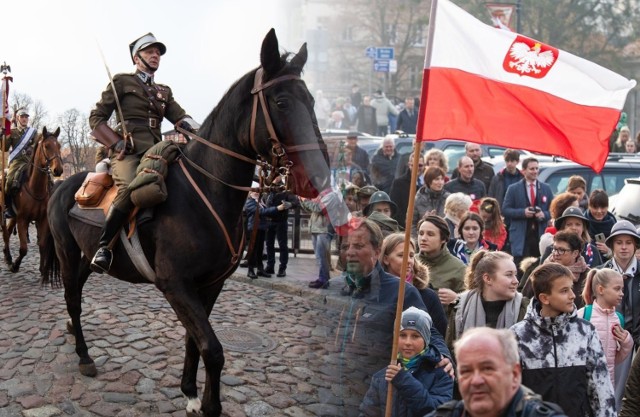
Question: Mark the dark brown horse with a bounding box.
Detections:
[41,30,332,416]
[2,126,63,273]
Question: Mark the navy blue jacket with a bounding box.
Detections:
[243,197,278,231]
[359,345,453,417]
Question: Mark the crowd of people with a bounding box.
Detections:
[289,127,640,416]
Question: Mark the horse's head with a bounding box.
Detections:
[39,127,63,177]
[249,29,330,198]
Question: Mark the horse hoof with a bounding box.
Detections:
[66,320,75,336]
[10,265,19,273]
[79,362,97,377]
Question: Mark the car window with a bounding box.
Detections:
[542,169,591,195]
[599,170,638,195]
[487,147,507,158]
[442,145,465,173]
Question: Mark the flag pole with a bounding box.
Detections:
[0,65,10,227]
[384,1,439,416]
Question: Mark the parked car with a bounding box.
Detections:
[610,177,640,225]
[533,155,640,197]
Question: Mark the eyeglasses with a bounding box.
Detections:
[551,246,570,255]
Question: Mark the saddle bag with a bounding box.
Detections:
[75,172,114,207]
[129,141,180,209]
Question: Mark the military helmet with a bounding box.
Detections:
[605,220,640,248]
[363,191,397,217]
[554,206,588,230]
[129,32,166,64]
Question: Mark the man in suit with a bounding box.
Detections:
[502,157,554,268]
[396,97,418,134]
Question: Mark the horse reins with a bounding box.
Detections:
[24,135,61,201]
[175,67,325,282]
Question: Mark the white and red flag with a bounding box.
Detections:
[416,0,636,172]
[1,74,11,136]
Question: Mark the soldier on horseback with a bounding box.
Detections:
[3,108,37,219]
[89,32,199,273]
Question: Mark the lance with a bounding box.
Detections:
[96,41,131,160]
[1,62,12,226]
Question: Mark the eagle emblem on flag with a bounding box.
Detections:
[503,35,558,78]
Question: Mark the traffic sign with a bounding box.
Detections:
[376,47,395,60]
[365,46,376,59]
[373,59,390,72]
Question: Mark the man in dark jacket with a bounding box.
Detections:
[444,156,486,200]
[426,327,567,417]
[389,153,425,228]
[488,149,523,207]
[370,137,400,194]
[264,177,298,277]
[396,97,418,134]
[345,132,370,174]
[451,142,494,191]
[356,95,377,135]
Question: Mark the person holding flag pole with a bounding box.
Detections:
[384,0,635,415]
[1,62,12,226]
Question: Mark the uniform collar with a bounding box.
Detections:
[136,70,154,85]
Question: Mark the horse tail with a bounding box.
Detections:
[40,226,61,288]
[40,179,64,288]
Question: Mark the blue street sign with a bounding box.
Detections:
[376,47,395,60]
[365,46,376,59]
[373,59,390,72]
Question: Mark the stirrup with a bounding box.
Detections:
[90,247,113,274]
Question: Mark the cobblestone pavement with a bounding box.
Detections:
[0,228,376,417]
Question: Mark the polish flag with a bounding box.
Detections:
[1,75,11,136]
[416,0,636,172]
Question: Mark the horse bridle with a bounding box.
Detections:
[24,135,62,201]
[176,67,325,281]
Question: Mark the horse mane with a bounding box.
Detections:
[197,51,304,144]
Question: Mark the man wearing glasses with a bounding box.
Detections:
[3,109,37,218]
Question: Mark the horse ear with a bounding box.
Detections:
[289,42,307,73]
[54,127,61,137]
[43,127,48,137]
[260,28,282,78]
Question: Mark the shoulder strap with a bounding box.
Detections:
[616,311,625,328]
[583,304,592,321]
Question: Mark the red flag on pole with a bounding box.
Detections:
[1,74,11,136]
[416,0,636,173]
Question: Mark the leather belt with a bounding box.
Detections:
[125,118,159,129]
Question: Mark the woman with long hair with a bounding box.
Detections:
[380,233,448,336]
[445,250,528,352]
[478,197,507,250]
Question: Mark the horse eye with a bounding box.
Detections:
[275,99,289,109]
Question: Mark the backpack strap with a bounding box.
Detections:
[616,311,625,328]
[583,304,592,321]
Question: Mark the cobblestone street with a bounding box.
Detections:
[0,229,371,417]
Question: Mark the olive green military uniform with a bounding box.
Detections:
[2,125,36,195]
[89,70,187,212]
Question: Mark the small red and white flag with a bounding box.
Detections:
[417,0,636,172]
[1,75,11,136]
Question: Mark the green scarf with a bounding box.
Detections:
[398,348,426,372]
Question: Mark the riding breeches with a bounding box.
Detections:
[110,153,139,212]
[4,157,29,194]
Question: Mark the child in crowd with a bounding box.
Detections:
[359,307,453,417]
[578,268,633,410]
[510,263,616,417]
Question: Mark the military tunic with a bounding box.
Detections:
[2,125,37,194]
[89,71,188,211]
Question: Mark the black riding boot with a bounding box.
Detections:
[4,193,15,219]
[90,206,129,274]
